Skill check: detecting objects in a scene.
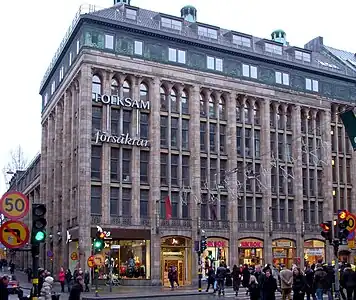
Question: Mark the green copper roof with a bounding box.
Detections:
[272,29,286,35]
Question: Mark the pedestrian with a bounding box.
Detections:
[205,266,215,292]
[168,266,175,290]
[65,269,72,293]
[313,263,328,300]
[172,266,179,288]
[242,264,251,294]
[292,267,306,300]
[69,276,84,300]
[280,264,293,300]
[225,266,232,287]
[262,270,278,300]
[341,263,356,300]
[0,275,10,300]
[9,261,15,274]
[305,264,317,300]
[59,267,66,293]
[249,275,260,300]
[84,270,90,292]
[39,276,54,300]
[216,263,227,296]
[232,264,241,297]
[27,267,33,283]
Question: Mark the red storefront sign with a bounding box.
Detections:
[207,241,225,248]
[240,241,263,248]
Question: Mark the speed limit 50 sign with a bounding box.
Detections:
[0,191,29,220]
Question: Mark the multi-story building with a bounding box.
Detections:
[35,0,356,285]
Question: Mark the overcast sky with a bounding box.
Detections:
[0,0,355,194]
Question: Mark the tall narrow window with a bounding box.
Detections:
[171,88,178,113]
[122,189,131,216]
[92,75,101,97]
[219,97,225,120]
[171,118,179,148]
[122,149,131,182]
[123,111,132,134]
[91,146,101,180]
[111,109,120,135]
[111,78,119,95]
[140,113,149,139]
[160,87,168,111]
[161,154,168,185]
[140,151,149,184]
[171,155,179,186]
[123,80,131,98]
[92,107,102,135]
[182,156,190,186]
[140,83,149,102]
[110,148,120,182]
[181,90,189,114]
[140,190,149,217]
[182,119,189,150]
[200,122,206,151]
[110,187,119,216]
[160,116,168,147]
[91,186,102,214]
[200,94,206,117]
[209,95,216,118]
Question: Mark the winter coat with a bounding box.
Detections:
[262,276,277,300]
[249,282,260,300]
[305,269,314,293]
[313,267,328,290]
[242,267,251,287]
[292,274,306,294]
[84,272,90,284]
[59,271,65,283]
[68,283,83,300]
[65,271,72,283]
[216,266,227,281]
[341,267,356,289]
[39,282,53,300]
[0,281,9,300]
[232,267,241,291]
[226,269,232,287]
[207,268,215,285]
[280,269,293,289]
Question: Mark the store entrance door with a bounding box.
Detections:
[163,259,184,287]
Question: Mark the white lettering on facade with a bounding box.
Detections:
[92,93,150,110]
[95,131,149,147]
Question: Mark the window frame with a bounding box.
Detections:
[232,35,251,48]
[104,34,114,50]
[275,71,290,86]
[168,47,186,64]
[242,64,258,79]
[134,40,143,55]
[305,78,319,92]
[207,56,223,71]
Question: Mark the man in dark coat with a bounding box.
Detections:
[69,276,84,300]
[0,276,9,300]
[262,270,277,300]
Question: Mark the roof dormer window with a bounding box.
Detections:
[265,43,282,55]
[126,8,137,20]
[232,35,251,48]
[295,50,311,62]
[198,26,218,39]
[161,17,182,31]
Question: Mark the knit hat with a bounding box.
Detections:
[45,276,54,284]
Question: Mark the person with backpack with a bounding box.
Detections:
[341,263,356,300]
[314,264,328,300]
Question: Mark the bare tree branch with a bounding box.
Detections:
[2,145,28,188]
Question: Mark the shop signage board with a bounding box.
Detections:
[207,241,225,248]
[240,241,263,248]
[0,220,30,249]
[70,252,78,261]
[94,254,105,266]
[0,191,29,220]
[87,255,95,268]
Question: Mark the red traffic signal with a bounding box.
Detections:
[320,222,331,231]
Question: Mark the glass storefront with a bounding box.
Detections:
[161,236,192,287]
[304,240,325,266]
[238,238,264,266]
[272,239,296,269]
[95,239,151,279]
[200,238,229,277]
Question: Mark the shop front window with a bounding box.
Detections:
[304,240,325,266]
[161,236,192,287]
[238,239,264,266]
[201,238,229,277]
[272,239,296,269]
[96,239,150,279]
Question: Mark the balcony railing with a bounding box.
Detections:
[140,217,151,227]
[305,223,321,233]
[201,220,230,230]
[160,218,192,229]
[91,214,101,225]
[274,222,296,232]
[238,221,264,232]
[110,216,132,226]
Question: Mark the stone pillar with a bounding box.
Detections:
[321,109,333,261]
[131,77,141,225]
[226,92,238,263]
[189,85,201,284]
[101,71,112,225]
[260,98,272,264]
[53,102,64,275]
[149,77,161,285]
[291,105,304,267]
[77,65,93,268]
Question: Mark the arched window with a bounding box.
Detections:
[181,90,189,114]
[301,110,307,133]
[140,83,148,102]
[277,106,284,129]
[200,94,206,116]
[219,97,225,120]
[160,87,168,111]
[123,80,131,98]
[286,106,292,130]
[236,100,242,123]
[111,78,119,95]
[170,88,178,113]
[253,102,260,125]
[92,75,101,95]
[244,101,250,123]
[270,104,276,128]
[209,95,216,118]
[308,111,313,133]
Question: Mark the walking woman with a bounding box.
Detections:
[232,265,241,297]
[292,267,306,300]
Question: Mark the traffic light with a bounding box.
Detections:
[93,230,105,253]
[31,204,47,244]
[200,236,207,252]
[338,210,350,245]
[320,221,332,244]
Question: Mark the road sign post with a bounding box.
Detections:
[0,191,29,220]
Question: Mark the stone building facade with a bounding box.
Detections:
[35,1,356,285]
